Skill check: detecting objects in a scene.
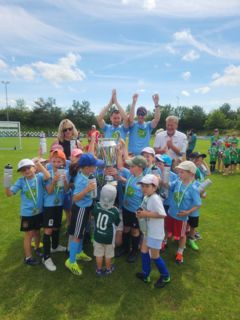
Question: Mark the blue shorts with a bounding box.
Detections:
[63,190,72,210]
[146,236,163,250]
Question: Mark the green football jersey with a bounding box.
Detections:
[93,203,120,244]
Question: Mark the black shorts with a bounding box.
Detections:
[210,161,216,165]
[20,213,43,232]
[231,160,237,165]
[122,207,139,229]
[188,216,199,228]
[68,204,91,239]
[43,206,63,228]
[224,164,230,168]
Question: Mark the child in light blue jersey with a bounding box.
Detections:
[65,153,104,276]
[42,150,69,271]
[5,159,50,266]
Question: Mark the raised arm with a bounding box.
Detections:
[113,90,129,128]
[151,94,161,128]
[97,91,113,129]
[128,93,138,125]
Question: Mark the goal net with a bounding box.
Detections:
[0,121,22,150]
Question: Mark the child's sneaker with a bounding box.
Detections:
[65,258,82,276]
[136,272,151,283]
[51,244,66,253]
[76,251,92,262]
[42,257,56,272]
[154,276,170,289]
[187,238,199,251]
[194,232,202,240]
[24,257,40,266]
[31,240,43,248]
[96,268,105,276]
[175,252,184,264]
[105,265,115,275]
[34,248,43,258]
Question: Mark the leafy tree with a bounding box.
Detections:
[204,110,228,131]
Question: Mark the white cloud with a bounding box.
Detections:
[143,0,156,10]
[181,90,190,97]
[211,72,221,80]
[211,65,240,86]
[11,65,35,81]
[33,53,85,85]
[174,29,219,57]
[194,86,210,94]
[182,50,200,61]
[165,45,177,55]
[182,71,191,80]
[0,59,7,69]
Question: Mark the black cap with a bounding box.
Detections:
[189,152,207,159]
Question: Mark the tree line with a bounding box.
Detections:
[0,98,239,133]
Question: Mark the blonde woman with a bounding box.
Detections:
[54,119,83,160]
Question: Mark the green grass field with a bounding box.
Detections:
[0,138,239,320]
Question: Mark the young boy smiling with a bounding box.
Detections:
[136,174,170,289]
[166,161,201,264]
[5,159,50,266]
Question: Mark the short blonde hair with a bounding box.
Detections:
[57,119,78,143]
[166,115,179,124]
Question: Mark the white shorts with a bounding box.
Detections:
[93,241,115,258]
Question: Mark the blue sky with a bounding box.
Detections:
[0,0,240,114]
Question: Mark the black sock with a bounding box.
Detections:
[51,230,59,249]
[122,232,131,253]
[43,234,51,260]
[131,235,140,253]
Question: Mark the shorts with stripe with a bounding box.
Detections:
[68,203,91,239]
[165,215,187,240]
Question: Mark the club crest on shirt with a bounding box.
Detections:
[137,128,147,138]
[174,191,183,204]
[126,186,134,197]
[25,189,37,200]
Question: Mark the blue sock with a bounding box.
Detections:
[77,240,83,254]
[69,241,79,263]
[153,257,170,279]
[141,252,151,278]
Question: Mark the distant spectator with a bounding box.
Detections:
[87,125,100,143]
[186,129,197,159]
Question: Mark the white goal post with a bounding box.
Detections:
[0,121,22,150]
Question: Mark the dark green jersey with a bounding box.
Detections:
[230,147,238,162]
[208,146,218,161]
[223,149,231,165]
[93,203,120,244]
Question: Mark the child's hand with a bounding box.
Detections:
[53,172,60,183]
[87,181,96,192]
[136,210,148,218]
[177,210,189,217]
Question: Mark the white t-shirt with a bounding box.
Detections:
[153,130,188,160]
[142,193,166,240]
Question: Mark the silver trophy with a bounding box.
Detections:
[97,138,117,167]
[97,138,117,185]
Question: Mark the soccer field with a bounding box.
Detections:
[0,138,239,320]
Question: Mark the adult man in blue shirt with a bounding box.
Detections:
[128,93,161,155]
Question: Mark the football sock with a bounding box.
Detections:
[122,232,131,253]
[69,241,79,263]
[141,252,151,278]
[132,235,140,253]
[153,257,170,279]
[43,234,51,260]
[51,230,59,249]
[77,239,83,254]
[177,247,184,254]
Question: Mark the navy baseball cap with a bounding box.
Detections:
[137,106,147,117]
[78,153,105,168]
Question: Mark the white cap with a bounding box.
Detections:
[138,174,159,187]
[176,161,197,174]
[100,184,117,209]
[141,147,155,156]
[92,125,96,128]
[17,159,35,172]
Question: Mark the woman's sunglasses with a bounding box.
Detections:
[63,127,73,133]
